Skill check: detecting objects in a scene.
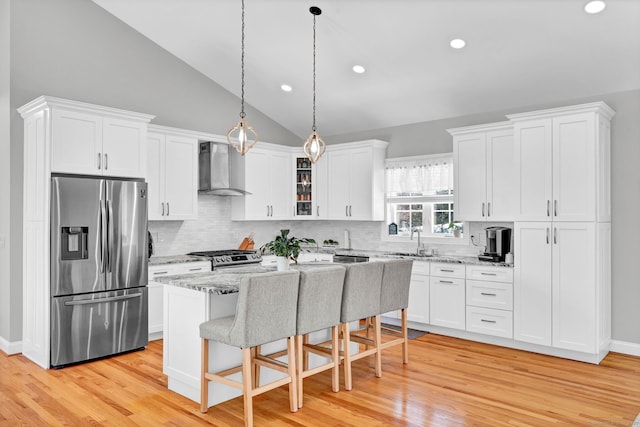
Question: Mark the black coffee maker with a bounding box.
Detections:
[479,226,512,262]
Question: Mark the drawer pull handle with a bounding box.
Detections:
[480,319,497,324]
[189,267,203,271]
[480,272,497,276]
[440,280,454,284]
[153,271,169,275]
[480,292,497,296]
[440,269,454,273]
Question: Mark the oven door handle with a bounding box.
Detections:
[64,293,143,306]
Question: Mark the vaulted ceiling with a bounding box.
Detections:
[92,0,640,138]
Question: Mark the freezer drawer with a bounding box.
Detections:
[51,287,148,368]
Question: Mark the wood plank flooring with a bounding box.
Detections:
[2,334,639,426]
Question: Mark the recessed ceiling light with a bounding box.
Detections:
[584,1,606,14]
[450,38,466,49]
[281,84,292,92]
[352,65,366,74]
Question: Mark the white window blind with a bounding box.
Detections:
[385,154,453,196]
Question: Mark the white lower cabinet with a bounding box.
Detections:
[407,261,430,324]
[148,261,211,340]
[429,263,465,330]
[465,265,513,339]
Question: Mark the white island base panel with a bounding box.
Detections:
[163,284,356,408]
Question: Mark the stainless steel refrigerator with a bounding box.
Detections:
[50,174,149,368]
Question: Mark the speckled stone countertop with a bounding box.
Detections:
[333,249,513,267]
[148,255,210,266]
[153,263,346,294]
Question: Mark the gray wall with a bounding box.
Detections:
[3,0,639,348]
[1,0,11,342]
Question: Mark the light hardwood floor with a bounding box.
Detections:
[2,334,639,426]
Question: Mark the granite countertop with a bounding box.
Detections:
[153,263,345,294]
[148,255,210,266]
[334,249,513,267]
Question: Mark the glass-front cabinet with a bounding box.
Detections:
[294,156,314,217]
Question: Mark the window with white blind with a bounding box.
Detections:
[385,154,463,239]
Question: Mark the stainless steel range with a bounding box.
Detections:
[188,249,262,269]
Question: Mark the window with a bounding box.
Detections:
[385,154,463,239]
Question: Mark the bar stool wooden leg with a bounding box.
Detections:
[342,323,353,391]
[296,335,304,409]
[252,346,260,389]
[374,315,382,378]
[241,348,253,427]
[401,308,409,364]
[287,336,298,413]
[331,325,340,392]
[200,338,209,413]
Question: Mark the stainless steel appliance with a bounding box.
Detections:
[50,175,149,368]
[187,249,262,269]
[479,226,512,262]
[198,141,250,196]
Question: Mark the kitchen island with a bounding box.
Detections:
[155,263,344,408]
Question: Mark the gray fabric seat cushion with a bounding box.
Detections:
[340,262,384,322]
[379,259,414,313]
[199,270,300,348]
[296,265,346,335]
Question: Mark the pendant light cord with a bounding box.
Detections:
[240,0,246,119]
[312,11,317,132]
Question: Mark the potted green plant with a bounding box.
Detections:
[260,229,316,271]
[448,221,462,238]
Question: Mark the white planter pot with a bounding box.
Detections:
[276,256,290,271]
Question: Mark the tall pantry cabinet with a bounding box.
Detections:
[509,102,614,363]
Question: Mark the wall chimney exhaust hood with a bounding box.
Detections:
[198,141,250,196]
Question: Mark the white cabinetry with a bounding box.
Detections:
[148,261,211,340]
[429,263,465,330]
[50,102,152,178]
[231,143,292,220]
[510,102,613,363]
[450,122,514,221]
[147,126,199,221]
[407,261,430,324]
[325,140,388,220]
[465,265,513,339]
[509,103,613,222]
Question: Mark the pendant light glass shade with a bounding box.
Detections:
[303,131,326,164]
[303,6,325,164]
[227,117,258,155]
[227,0,257,156]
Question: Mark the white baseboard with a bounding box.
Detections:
[610,339,640,357]
[0,336,22,355]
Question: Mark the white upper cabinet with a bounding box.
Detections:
[325,140,388,221]
[450,122,514,222]
[50,100,152,178]
[231,143,293,220]
[509,103,614,222]
[147,126,199,221]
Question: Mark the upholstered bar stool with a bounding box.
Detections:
[378,259,414,364]
[340,261,384,391]
[293,265,346,408]
[199,270,300,427]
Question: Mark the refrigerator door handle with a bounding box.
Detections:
[100,199,107,273]
[106,199,113,272]
[63,292,143,306]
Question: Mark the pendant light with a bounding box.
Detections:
[226,0,258,155]
[303,6,326,164]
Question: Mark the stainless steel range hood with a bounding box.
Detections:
[198,141,250,196]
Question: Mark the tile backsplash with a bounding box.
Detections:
[149,195,513,257]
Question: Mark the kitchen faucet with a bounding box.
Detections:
[411,227,425,255]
